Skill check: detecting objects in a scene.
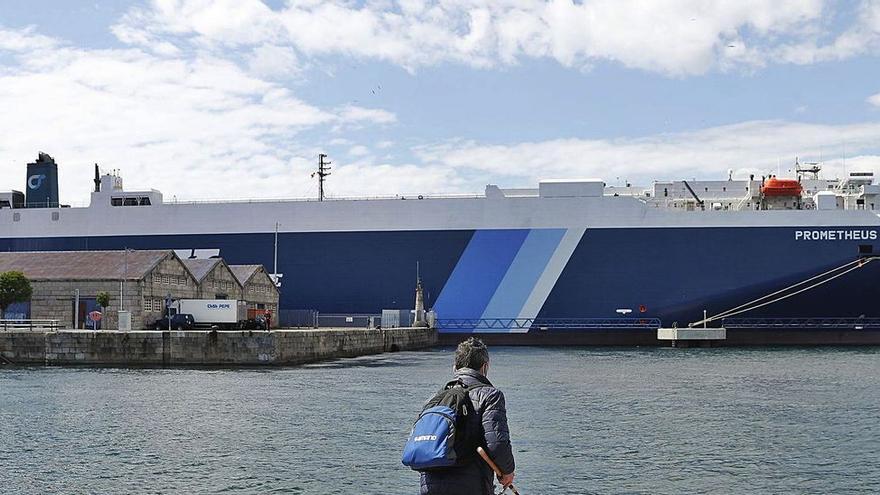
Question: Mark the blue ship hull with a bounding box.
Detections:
[3,225,879,343]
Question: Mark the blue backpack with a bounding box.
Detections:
[402,379,485,470]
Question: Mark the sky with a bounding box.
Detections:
[1,0,880,202]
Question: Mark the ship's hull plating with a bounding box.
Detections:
[2,225,878,343]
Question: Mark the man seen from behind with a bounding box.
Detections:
[420,337,515,494]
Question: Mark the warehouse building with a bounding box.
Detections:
[181,258,243,300]
[0,250,199,330]
[230,265,280,327]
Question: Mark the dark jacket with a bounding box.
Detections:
[419,368,515,495]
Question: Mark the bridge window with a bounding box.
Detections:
[112,196,152,206]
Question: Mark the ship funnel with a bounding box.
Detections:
[25,152,59,208]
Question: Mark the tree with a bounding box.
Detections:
[0,271,33,318]
[95,291,111,330]
[96,291,111,312]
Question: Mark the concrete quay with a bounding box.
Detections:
[0,327,437,367]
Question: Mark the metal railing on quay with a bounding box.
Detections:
[436,318,662,331]
[0,319,60,332]
[723,317,880,329]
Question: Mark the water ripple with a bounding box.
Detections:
[1,347,879,494]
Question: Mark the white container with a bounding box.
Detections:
[813,191,838,210]
[175,299,247,324]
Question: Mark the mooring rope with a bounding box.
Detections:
[691,257,874,327]
[708,258,863,321]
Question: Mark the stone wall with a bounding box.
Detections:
[29,279,139,330]
[24,255,201,332]
[240,266,280,322]
[140,258,200,329]
[197,263,243,300]
[0,327,437,366]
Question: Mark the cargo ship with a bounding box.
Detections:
[2,153,880,345]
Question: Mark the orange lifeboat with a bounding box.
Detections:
[761,177,803,197]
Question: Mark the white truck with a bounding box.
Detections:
[174,299,248,329]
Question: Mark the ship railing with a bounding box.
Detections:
[436,318,662,331]
[0,319,60,332]
[167,192,485,205]
[722,317,880,329]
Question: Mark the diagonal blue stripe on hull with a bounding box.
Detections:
[480,228,566,320]
[432,229,529,320]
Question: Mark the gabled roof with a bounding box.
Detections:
[0,250,175,280]
[181,258,221,283]
[229,264,261,286]
[229,264,280,294]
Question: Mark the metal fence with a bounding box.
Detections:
[317,313,380,328]
[723,317,880,329]
[436,318,662,331]
[279,309,319,328]
[0,319,60,332]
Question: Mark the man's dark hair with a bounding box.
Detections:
[454,337,489,370]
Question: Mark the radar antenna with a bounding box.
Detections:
[311,153,331,201]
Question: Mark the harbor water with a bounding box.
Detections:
[1,347,878,494]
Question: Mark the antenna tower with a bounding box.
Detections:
[312,153,332,201]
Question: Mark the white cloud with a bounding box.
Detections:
[248,44,301,79]
[0,26,396,201]
[0,25,58,52]
[347,145,370,157]
[336,105,397,125]
[771,0,880,65]
[5,7,880,205]
[869,92,880,107]
[107,0,880,76]
[415,120,880,187]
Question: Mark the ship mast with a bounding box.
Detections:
[795,156,821,181]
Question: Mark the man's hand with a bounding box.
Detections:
[498,472,515,488]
